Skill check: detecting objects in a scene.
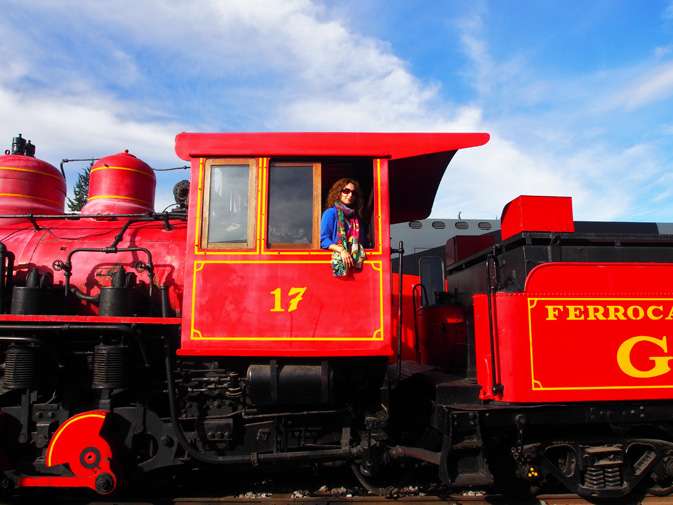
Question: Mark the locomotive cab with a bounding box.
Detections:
[170,132,489,482]
[174,132,487,364]
[179,152,387,357]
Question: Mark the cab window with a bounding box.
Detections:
[267,162,321,249]
[267,159,375,250]
[202,158,257,249]
[320,162,375,249]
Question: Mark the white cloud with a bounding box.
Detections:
[654,45,672,58]
[1,0,672,222]
[619,62,673,110]
[664,0,673,20]
[0,86,187,211]
[433,134,589,220]
[432,133,670,222]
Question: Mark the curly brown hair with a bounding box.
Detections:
[325,178,364,220]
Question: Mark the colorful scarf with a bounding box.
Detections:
[331,202,366,277]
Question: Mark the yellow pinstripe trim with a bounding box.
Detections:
[194,158,204,254]
[375,159,383,253]
[258,158,267,252]
[195,158,262,255]
[46,412,106,467]
[528,296,673,391]
[91,165,156,180]
[194,157,383,256]
[371,261,385,338]
[0,166,64,182]
[0,192,63,207]
[190,260,385,341]
[87,194,152,206]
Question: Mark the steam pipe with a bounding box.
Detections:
[58,246,154,315]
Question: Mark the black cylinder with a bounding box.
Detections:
[246,362,332,405]
[92,343,129,389]
[11,287,58,315]
[11,269,58,315]
[11,135,26,156]
[173,180,190,208]
[98,287,139,317]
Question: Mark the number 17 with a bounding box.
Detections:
[270,287,307,312]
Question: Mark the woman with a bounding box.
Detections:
[320,178,369,277]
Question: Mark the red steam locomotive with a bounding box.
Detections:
[0,131,672,498]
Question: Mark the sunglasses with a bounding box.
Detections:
[341,188,357,196]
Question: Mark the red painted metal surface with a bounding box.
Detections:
[500,195,574,241]
[0,153,66,221]
[179,156,392,357]
[392,272,425,362]
[445,235,495,265]
[0,217,187,316]
[175,132,490,160]
[475,262,673,402]
[181,261,390,357]
[18,410,118,494]
[81,151,156,215]
[0,314,181,324]
[175,132,490,224]
[417,304,466,369]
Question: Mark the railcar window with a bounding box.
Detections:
[267,162,321,249]
[202,158,257,249]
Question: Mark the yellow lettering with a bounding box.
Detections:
[648,306,663,320]
[270,287,308,312]
[270,288,284,312]
[617,336,673,378]
[586,306,606,320]
[567,306,584,320]
[540,302,673,322]
[287,287,307,312]
[608,306,627,321]
[546,306,563,321]
[627,306,644,320]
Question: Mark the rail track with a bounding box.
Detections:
[0,464,667,504]
[1,493,670,505]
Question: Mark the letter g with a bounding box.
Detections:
[617,336,673,378]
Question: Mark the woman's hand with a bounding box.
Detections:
[340,248,354,269]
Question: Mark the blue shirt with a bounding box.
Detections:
[320,207,370,249]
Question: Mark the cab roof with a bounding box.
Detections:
[174,132,489,223]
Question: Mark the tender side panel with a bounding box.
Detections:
[475,262,673,402]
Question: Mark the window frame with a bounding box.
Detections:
[201,157,258,250]
[266,161,322,250]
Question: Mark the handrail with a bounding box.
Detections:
[485,254,504,396]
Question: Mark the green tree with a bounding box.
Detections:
[67,162,92,212]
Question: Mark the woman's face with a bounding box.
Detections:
[339,183,356,206]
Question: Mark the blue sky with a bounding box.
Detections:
[2,0,673,221]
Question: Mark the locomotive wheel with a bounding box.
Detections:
[643,477,673,496]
